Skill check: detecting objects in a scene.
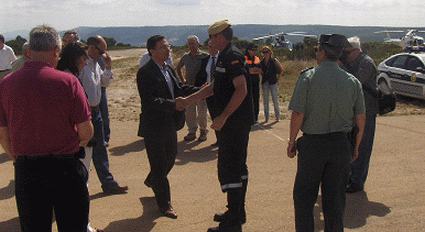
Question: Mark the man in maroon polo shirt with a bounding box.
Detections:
[0,25,93,232]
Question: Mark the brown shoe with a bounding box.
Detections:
[184,133,196,141]
[160,205,178,219]
[103,185,129,194]
[198,130,208,142]
[210,142,219,147]
[144,179,152,188]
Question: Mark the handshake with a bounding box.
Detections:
[174,92,226,131]
[175,82,212,111]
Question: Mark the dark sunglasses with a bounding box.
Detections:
[261,50,269,54]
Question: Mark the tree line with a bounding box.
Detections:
[173,36,403,65]
[5,36,134,55]
[7,34,402,64]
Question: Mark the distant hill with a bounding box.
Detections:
[4,25,425,47]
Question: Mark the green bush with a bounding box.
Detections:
[362,42,403,64]
[5,36,27,55]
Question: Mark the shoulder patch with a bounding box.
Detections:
[231,60,240,65]
[300,67,314,74]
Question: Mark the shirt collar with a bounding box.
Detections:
[24,60,54,69]
[87,57,96,65]
[153,60,166,71]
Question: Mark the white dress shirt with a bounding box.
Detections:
[206,53,219,84]
[79,57,113,107]
[0,44,17,70]
[154,60,175,99]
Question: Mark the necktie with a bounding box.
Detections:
[164,71,174,99]
[210,56,216,83]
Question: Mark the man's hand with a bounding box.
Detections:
[351,149,359,163]
[103,52,112,69]
[175,97,187,111]
[211,115,227,131]
[249,67,261,75]
[287,143,297,158]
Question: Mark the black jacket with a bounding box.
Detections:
[194,56,210,87]
[137,59,199,132]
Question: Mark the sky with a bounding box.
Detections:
[1,0,425,33]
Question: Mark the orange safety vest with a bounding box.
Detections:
[245,56,261,65]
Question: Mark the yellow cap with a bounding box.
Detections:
[208,19,231,35]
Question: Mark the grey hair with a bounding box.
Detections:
[29,25,62,52]
[347,36,362,51]
[187,35,199,44]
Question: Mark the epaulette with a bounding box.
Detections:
[300,67,314,74]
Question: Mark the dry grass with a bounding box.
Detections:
[278,59,317,102]
[107,49,425,123]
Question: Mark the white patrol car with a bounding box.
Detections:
[377,46,425,99]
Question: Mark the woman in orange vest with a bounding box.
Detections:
[244,43,261,123]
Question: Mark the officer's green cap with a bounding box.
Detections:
[319,34,351,48]
[208,19,231,35]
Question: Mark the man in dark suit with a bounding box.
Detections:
[194,41,220,146]
[137,35,199,219]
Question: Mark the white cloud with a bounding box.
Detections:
[157,0,200,6]
[1,0,424,33]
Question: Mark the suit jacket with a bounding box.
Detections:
[194,56,218,119]
[194,56,210,87]
[137,59,198,133]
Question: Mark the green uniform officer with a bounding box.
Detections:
[287,34,366,232]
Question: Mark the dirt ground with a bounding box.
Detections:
[0,48,424,232]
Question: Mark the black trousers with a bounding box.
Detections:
[293,132,351,232]
[15,155,89,232]
[218,127,250,192]
[217,127,250,221]
[144,128,177,210]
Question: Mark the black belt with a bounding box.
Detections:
[17,147,85,161]
[17,153,78,161]
[303,131,348,138]
[0,69,10,72]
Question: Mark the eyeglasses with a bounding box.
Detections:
[94,45,105,55]
[261,50,269,54]
[209,34,218,39]
[157,45,171,51]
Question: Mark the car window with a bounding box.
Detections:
[385,57,396,66]
[405,57,424,71]
[389,55,408,69]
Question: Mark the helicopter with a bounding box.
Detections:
[252,32,317,51]
[375,29,425,48]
